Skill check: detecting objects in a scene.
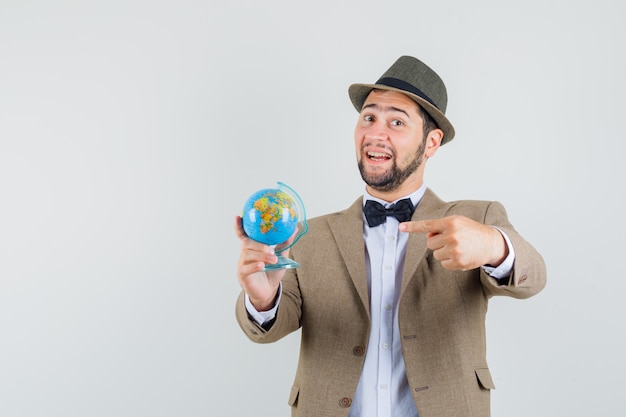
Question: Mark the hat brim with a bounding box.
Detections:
[348,83,455,145]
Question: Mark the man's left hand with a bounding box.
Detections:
[399,215,508,271]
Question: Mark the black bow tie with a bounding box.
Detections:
[363,198,415,227]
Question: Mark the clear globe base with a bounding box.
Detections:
[263,255,300,271]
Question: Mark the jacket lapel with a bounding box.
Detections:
[401,189,447,295]
[326,190,447,316]
[327,198,370,317]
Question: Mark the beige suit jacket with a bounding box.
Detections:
[236,189,547,417]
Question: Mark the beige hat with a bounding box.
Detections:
[348,55,455,144]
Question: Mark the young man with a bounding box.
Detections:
[234,55,546,417]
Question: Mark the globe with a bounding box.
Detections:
[242,188,298,245]
[241,182,308,270]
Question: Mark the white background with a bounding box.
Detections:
[1,1,625,416]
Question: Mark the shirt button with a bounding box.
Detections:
[380,383,388,390]
[384,304,392,311]
[384,265,392,271]
[382,343,389,350]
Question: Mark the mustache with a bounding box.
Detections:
[361,142,396,157]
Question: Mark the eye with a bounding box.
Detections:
[363,114,374,122]
[390,119,404,127]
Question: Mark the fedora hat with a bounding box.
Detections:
[348,55,455,144]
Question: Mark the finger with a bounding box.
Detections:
[234,216,248,240]
[238,245,277,274]
[237,260,266,278]
[399,219,443,234]
[240,235,276,257]
[424,233,446,251]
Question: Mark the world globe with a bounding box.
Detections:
[241,182,308,270]
[242,188,297,245]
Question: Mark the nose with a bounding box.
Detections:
[363,120,389,141]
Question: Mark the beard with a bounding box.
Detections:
[358,139,426,192]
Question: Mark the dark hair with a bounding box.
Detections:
[417,104,438,138]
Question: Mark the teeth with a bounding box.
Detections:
[368,151,391,159]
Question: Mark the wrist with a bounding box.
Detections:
[486,227,508,267]
[250,289,279,312]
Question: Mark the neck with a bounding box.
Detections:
[366,183,423,203]
[366,174,424,203]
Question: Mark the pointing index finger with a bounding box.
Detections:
[399,219,439,234]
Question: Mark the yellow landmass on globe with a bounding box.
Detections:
[253,192,296,234]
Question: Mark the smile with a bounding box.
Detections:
[367,151,392,161]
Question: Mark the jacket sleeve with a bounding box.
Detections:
[478,201,547,299]
[235,267,303,343]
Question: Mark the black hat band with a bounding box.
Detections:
[376,77,439,110]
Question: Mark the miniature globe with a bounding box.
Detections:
[241,182,308,270]
[242,188,298,245]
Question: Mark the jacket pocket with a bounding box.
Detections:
[288,384,300,407]
[475,367,495,390]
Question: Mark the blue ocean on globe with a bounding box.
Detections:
[242,188,298,245]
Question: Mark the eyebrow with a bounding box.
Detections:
[362,103,410,118]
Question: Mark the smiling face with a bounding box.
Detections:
[354,89,444,201]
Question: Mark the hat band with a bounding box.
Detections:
[376,77,439,110]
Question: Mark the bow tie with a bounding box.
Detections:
[363,198,415,227]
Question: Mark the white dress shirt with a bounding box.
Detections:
[246,185,515,417]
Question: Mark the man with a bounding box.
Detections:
[234,55,546,417]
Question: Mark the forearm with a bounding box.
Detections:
[235,271,303,343]
[480,202,547,298]
[481,228,546,298]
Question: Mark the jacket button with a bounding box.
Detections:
[353,346,365,356]
[339,397,352,407]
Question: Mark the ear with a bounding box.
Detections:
[424,128,444,158]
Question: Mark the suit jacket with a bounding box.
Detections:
[236,189,547,417]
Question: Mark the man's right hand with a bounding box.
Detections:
[234,216,286,311]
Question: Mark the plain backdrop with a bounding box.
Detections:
[1,1,625,416]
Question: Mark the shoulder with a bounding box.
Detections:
[427,188,494,208]
[307,197,363,226]
[445,199,505,214]
[296,197,363,246]
[423,189,508,222]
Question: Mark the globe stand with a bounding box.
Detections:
[264,254,300,271]
[241,181,308,271]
